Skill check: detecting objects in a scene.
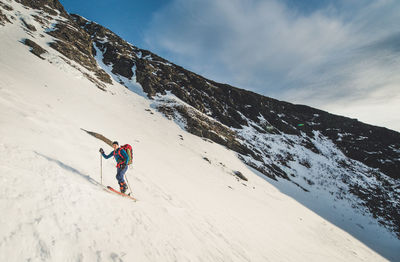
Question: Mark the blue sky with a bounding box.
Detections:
[60,0,400,131]
[60,0,169,47]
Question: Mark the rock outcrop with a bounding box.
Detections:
[22,38,47,59]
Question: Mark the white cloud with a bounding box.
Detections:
[144,0,400,131]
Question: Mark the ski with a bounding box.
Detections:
[106,186,137,201]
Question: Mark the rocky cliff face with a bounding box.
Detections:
[72,15,400,178]
[2,0,399,238]
[16,0,68,17]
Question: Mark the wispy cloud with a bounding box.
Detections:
[144,0,400,131]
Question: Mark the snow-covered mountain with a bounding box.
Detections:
[0,0,399,261]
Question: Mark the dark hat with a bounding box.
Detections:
[112,141,119,145]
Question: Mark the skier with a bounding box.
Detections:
[99,141,129,193]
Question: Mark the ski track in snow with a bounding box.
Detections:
[0,1,399,261]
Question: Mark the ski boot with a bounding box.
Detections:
[119,182,128,194]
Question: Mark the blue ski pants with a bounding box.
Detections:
[116,165,128,184]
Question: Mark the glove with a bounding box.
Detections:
[99,148,104,154]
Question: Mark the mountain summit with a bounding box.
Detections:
[0,0,399,260]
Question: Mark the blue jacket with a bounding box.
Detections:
[102,148,129,166]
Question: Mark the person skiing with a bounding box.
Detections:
[99,141,129,193]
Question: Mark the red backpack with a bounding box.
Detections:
[120,144,133,165]
[114,144,133,165]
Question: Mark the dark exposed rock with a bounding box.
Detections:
[0,7,11,25]
[12,2,111,89]
[300,138,321,154]
[233,171,248,181]
[203,157,211,164]
[31,14,47,26]
[299,159,311,169]
[303,176,315,185]
[349,181,400,238]
[21,18,36,31]
[15,0,68,17]
[0,2,13,11]
[156,99,255,158]
[72,14,139,80]
[22,38,47,59]
[46,21,112,85]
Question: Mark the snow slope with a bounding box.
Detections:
[0,1,398,261]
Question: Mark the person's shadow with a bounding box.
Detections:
[34,151,102,187]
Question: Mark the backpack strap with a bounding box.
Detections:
[113,149,124,167]
[117,148,124,160]
[113,148,122,157]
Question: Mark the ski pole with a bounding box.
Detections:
[100,153,103,185]
[125,173,133,195]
